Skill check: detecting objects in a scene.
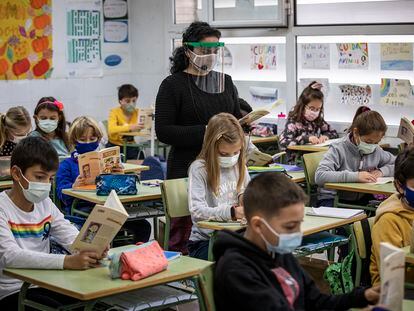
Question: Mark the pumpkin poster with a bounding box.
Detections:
[0,0,53,80]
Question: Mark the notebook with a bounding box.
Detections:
[163,251,181,261]
[313,138,341,147]
[306,207,365,219]
[368,177,394,185]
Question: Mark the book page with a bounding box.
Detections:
[77,151,101,184]
[246,149,273,166]
[368,177,394,185]
[104,190,128,215]
[137,108,153,136]
[398,117,414,145]
[99,146,121,174]
[239,99,284,125]
[314,138,341,147]
[306,207,364,219]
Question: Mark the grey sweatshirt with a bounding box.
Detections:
[188,159,250,242]
[315,134,395,201]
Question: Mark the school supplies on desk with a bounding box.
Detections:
[96,174,138,196]
[248,165,285,173]
[273,163,303,172]
[71,191,128,255]
[142,179,163,187]
[72,184,96,192]
[313,138,341,147]
[164,251,181,261]
[247,149,285,166]
[368,177,394,185]
[306,207,365,219]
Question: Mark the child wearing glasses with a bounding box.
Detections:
[279,81,338,149]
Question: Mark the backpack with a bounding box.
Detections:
[140,155,167,181]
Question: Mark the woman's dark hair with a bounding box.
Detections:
[34,96,70,150]
[394,146,414,187]
[347,105,387,136]
[288,81,325,125]
[170,21,221,74]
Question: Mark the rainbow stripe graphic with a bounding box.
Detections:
[8,215,52,239]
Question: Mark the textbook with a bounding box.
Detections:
[248,165,285,173]
[239,99,284,125]
[379,242,405,311]
[77,146,121,185]
[397,116,414,145]
[246,149,286,166]
[137,108,154,136]
[368,177,394,185]
[71,191,128,255]
[313,138,341,147]
[306,207,365,219]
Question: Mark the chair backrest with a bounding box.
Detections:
[303,151,326,187]
[352,217,375,260]
[161,178,189,218]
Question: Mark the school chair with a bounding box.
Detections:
[350,217,375,287]
[303,151,326,201]
[160,178,190,251]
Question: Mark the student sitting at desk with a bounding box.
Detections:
[0,137,105,309]
[188,113,250,260]
[279,81,338,151]
[213,172,380,311]
[315,106,395,207]
[370,146,414,286]
[0,106,31,156]
[107,84,143,160]
[56,116,151,242]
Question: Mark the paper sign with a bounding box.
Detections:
[249,86,278,105]
[380,78,414,107]
[381,43,413,71]
[104,20,128,43]
[103,0,128,19]
[337,43,369,69]
[301,43,330,70]
[339,84,372,106]
[250,45,277,70]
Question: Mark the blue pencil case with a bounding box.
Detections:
[96,174,139,196]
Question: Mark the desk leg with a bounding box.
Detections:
[18,282,30,311]
[207,232,217,262]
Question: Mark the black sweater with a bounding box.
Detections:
[155,71,241,179]
[213,230,370,311]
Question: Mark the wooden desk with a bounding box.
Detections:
[62,182,161,205]
[120,131,149,138]
[123,163,149,173]
[251,135,278,145]
[324,182,396,196]
[403,245,414,265]
[0,180,12,190]
[198,207,366,235]
[287,145,329,153]
[4,255,213,310]
[288,171,306,183]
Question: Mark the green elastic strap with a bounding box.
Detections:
[184,42,225,47]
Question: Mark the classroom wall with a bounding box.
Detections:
[0,0,169,123]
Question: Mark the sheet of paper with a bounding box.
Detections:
[306,207,365,219]
[369,177,394,185]
[314,138,341,147]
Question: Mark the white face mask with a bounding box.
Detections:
[218,152,240,168]
[188,49,218,73]
[38,119,58,134]
[18,170,51,204]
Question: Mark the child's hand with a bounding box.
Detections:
[111,164,124,174]
[64,251,100,270]
[371,170,383,178]
[364,285,380,305]
[234,206,245,219]
[358,171,377,183]
[129,124,144,131]
[308,136,320,144]
[101,245,110,258]
[73,175,86,187]
[319,135,329,143]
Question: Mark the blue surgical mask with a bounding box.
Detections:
[38,119,58,134]
[76,140,99,154]
[260,218,303,257]
[403,185,414,209]
[357,138,378,155]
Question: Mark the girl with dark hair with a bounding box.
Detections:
[29,97,70,157]
[155,21,242,253]
[279,81,338,149]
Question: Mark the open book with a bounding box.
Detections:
[71,191,128,255]
[77,146,121,186]
[368,177,394,185]
[397,116,414,145]
[313,138,341,147]
[239,99,284,125]
[137,108,154,136]
[246,149,285,166]
[379,242,405,311]
[306,207,365,219]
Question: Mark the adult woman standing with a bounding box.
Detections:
[155,22,242,253]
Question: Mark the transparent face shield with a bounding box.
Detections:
[185,42,225,94]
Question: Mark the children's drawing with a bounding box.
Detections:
[381,43,413,71]
[337,43,369,69]
[380,78,414,107]
[250,45,277,70]
[339,84,372,106]
[301,43,330,70]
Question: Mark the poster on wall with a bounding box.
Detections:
[249,86,278,106]
[250,45,277,70]
[102,0,131,74]
[380,43,413,71]
[380,78,414,107]
[301,43,330,70]
[66,1,103,77]
[337,43,369,69]
[0,0,53,80]
[339,84,372,106]
[299,78,330,97]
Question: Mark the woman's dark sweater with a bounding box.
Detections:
[155,71,241,179]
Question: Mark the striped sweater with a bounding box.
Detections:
[0,192,79,300]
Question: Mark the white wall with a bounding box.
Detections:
[0,0,169,123]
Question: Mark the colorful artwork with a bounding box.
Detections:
[339,84,372,106]
[250,44,277,70]
[0,0,53,80]
[337,43,369,69]
[301,43,330,70]
[380,78,414,107]
[381,43,413,71]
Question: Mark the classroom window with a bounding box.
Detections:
[295,0,414,25]
[174,0,203,24]
[297,35,414,125]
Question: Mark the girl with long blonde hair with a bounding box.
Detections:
[0,106,31,156]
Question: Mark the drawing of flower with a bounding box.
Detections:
[28,53,38,62]
[8,36,20,47]
[27,7,35,17]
